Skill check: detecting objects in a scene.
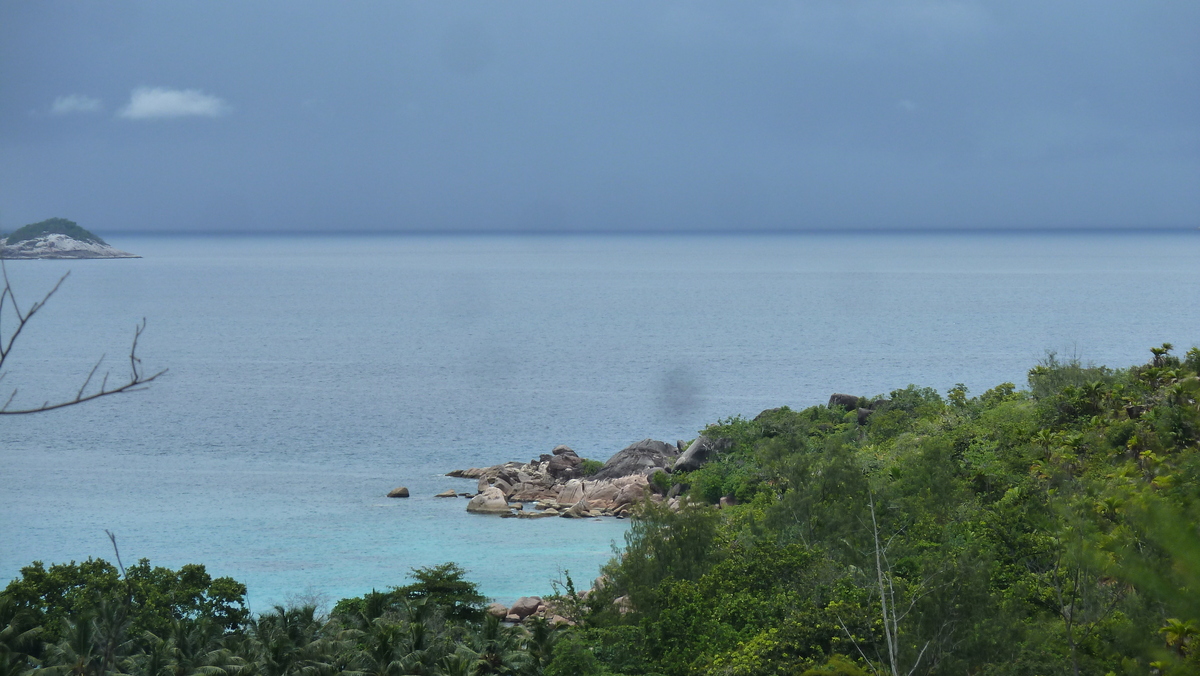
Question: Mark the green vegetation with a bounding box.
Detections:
[4,218,106,245]
[332,563,487,622]
[4,344,1199,674]
[580,459,604,477]
[2,561,548,676]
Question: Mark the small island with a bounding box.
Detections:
[1,217,138,259]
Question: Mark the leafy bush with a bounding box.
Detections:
[800,655,870,676]
[2,558,247,639]
[580,458,603,476]
[885,383,944,414]
[1185,346,1200,374]
[545,634,602,676]
[687,459,762,504]
[650,469,672,494]
[1027,350,1114,399]
[332,562,486,621]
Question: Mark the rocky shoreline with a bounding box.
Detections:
[436,433,740,519]
[446,439,682,518]
[1,233,138,259]
[430,393,879,520]
[409,393,881,621]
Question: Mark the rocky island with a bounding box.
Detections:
[1,218,138,259]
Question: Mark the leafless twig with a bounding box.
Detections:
[0,261,166,415]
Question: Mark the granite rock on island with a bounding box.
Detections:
[448,438,716,518]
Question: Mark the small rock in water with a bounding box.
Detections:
[434,489,457,498]
[387,486,410,498]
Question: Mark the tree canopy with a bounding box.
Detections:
[4,218,106,245]
[3,344,1199,674]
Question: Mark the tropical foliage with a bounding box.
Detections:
[571,344,1200,675]
[4,344,1198,675]
[2,562,556,676]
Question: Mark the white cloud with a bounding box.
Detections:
[51,94,103,115]
[118,87,230,119]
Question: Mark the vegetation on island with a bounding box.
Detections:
[4,344,1199,675]
[3,218,107,245]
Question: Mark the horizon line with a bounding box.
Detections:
[96,225,1200,237]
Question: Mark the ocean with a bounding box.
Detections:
[2,231,1197,609]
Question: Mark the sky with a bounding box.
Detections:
[1,1,1197,234]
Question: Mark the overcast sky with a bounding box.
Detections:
[1,1,1197,233]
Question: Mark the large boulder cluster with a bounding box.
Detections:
[449,440,685,518]
[485,596,572,626]
[435,397,891,517]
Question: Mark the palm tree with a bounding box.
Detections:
[337,592,395,633]
[466,616,527,676]
[435,650,476,676]
[125,636,172,676]
[521,618,562,675]
[246,606,343,676]
[0,596,41,676]
[343,619,407,676]
[1161,618,1199,657]
[1032,429,1057,460]
[41,614,102,676]
[128,619,238,676]
[395,620,442,676]
[1152,343,1176,368]
[92,600,131,676]
[1080,381,1105,411]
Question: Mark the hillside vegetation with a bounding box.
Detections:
[4,218,107,245]
[3,345,1198,675]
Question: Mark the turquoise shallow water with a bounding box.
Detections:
[2,232,1198,608]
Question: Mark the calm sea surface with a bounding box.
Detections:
[2,232,1197,608]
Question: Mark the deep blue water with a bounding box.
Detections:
[2,232,1197,609]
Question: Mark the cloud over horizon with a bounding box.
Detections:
[50,94,102,115]
[1,2,1196,232]
[118,87,230,120]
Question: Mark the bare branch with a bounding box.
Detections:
[905,640,931,676]
[76,356,104,401]
[0,263,166,415]
[105,529,127,579]
[869,491,901,676]
[836,613,882,676]
[0,366,165,415]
